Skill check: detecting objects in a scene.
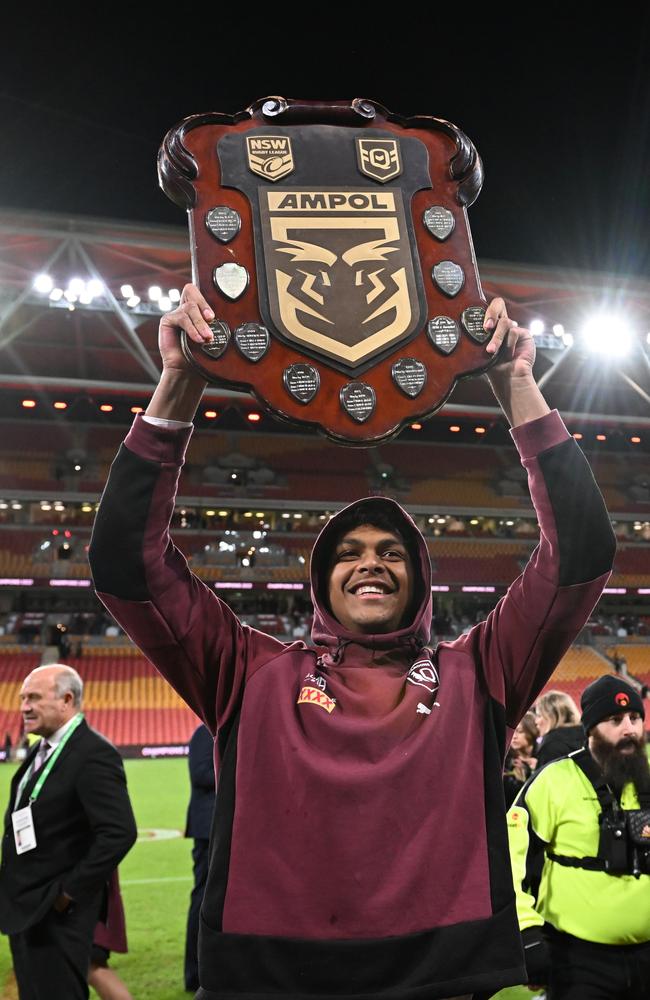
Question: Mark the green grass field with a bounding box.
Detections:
[0,759,537,1000]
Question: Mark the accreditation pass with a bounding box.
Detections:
[12,805,37,854]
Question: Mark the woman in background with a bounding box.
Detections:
[533,689,584,770]
[503,711,538,807]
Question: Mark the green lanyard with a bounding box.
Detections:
[15,713,84,807]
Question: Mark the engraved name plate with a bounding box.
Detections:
[340,382,376,423]
[205,206,241,243]
[432,261,465,297]
[427,316,460,355]
[461,306,489,342]
[234,322,270,361]
[423,206,455,241]
[283,363,320,404]
[214,262,249,300]
[391,358,427,398]
[201,320,231,358]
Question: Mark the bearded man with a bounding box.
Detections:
[508,675,650,999]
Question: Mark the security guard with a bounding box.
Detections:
[508,675,650,999]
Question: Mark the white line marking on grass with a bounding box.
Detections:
[136,827,183,842]
[122,875,192,885]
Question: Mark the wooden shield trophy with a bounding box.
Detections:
[158,96,493,445]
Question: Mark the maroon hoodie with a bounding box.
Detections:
[89,409,615,1000]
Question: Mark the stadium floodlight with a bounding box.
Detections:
[126,295,141,308]
[64,289,77,303]
[33,273,54,294]
[49,288,64,302]
[121,284,134,298]
[159,296,172,312]
[79,290,93,305]
[529,319,545,336]
[68,277,86,296]
[581,315,633,356]
[552,324,565,337]
[87,279,104,299]
[148,285,162,301]
[169,288,181,302]
[562,332,574,348]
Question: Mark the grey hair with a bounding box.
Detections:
[34,663,84,708]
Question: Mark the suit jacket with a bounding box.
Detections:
[185,724,216,840]
[0,718,137,935]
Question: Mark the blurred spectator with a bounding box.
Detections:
[184,725,216,993]
[504,712,538,807]
[534,690,584,770]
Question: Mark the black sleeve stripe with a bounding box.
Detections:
[89,444,159,601]
[537,438,616,586]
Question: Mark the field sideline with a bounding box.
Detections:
[0,758,538,999]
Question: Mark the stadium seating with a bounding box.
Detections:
[0,639,647,746]
[0,649,200,747]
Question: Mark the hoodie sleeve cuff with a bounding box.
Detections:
[510,409,570,461]
[124,413,194,465]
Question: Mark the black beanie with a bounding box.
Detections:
[580,675,645,733]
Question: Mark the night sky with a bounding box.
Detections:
[2,13,650,277]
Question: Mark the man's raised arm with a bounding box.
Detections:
[88,285,287,733]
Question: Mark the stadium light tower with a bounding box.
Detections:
[581,314,634,357]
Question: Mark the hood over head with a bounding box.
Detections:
[310,496,432,652]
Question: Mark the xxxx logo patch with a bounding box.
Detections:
[297,685,336,714]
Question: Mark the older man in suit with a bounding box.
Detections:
[0,663,137,1000]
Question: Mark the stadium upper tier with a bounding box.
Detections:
[1,419,648,513]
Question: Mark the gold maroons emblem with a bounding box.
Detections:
[356,138,402,183]
[246,135,294,182]
[258,187,421,369]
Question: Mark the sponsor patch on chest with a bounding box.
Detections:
[297,685,337,714]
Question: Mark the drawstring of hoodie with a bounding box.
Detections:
[316,639,351,670]
[317,635,425,672]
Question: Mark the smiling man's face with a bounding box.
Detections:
[327,523,414,634]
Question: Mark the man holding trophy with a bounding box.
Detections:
[90,98,615,999]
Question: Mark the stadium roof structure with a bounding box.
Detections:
[1,208,650,427]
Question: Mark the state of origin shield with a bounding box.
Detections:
[158,97,494,444]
